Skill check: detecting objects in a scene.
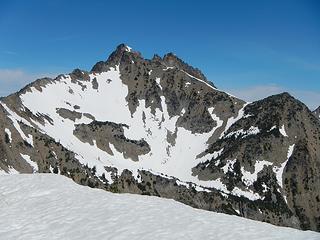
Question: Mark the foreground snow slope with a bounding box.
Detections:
[0,174,318,240]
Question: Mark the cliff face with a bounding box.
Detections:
[0,44,319,231]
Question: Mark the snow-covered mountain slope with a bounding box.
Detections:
[0,44,320,231]
[1,44,246,193]
[16,65,219,186]
[0,174,319,240]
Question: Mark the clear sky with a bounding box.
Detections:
[0,0,319,109]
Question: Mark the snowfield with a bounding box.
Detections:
[0,174,318,240]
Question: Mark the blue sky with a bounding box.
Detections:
[0,0,319,109]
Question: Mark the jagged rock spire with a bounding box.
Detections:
[91,44,215,89]
[91,43,135,72]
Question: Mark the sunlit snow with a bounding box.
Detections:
[0,174,318,240]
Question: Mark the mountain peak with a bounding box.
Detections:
[105,43,136,64]
[91,44,139,72]
[163,52,179,62]
[114,43,133,53]
[91,44,213,87]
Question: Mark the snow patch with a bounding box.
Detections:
[125,45,132,52]
[4,128,12,143]
[269,125,277,131]
[220,103,249,138]
[7,166,19,174]
[280,125,288,137]
[222,159,236,174]
[232,187,261,200]
[20,154,38,173]
[241,160,273,186]
[1,103,34,146]
[273,144,295,188]
[164,66,175,70]
[196,148,224,164]
[208,107,223,129]
[262,183,269,193]
[155,77,162,90]
[226,126,260,139]
[180,70,219,93]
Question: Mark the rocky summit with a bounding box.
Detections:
[0,44,319,232]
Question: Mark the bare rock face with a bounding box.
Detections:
[56,108,82,121]
[74,121,150,161]
[0,44,319,232]
[162,52,211,84]
[313,106,320,120]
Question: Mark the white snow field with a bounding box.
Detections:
[0,174,318,240]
